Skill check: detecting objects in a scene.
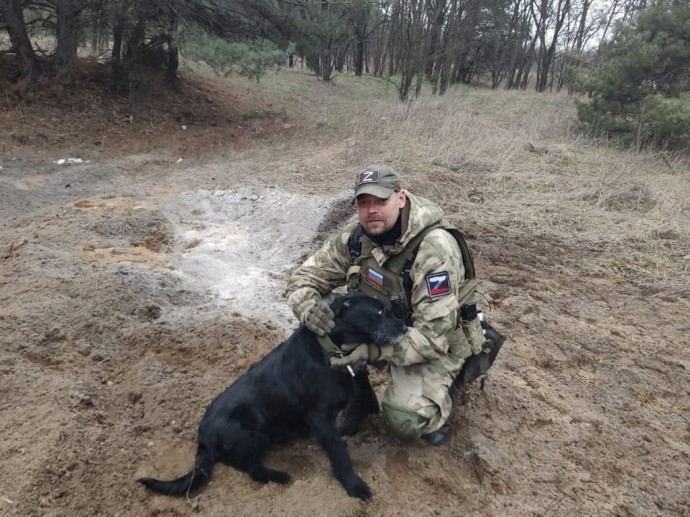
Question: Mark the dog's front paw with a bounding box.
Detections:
[251,466,292,485]
[344,476,372,501]
[268,470,292,485]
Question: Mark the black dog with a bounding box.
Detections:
[138,292,406,501]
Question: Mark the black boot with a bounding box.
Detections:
[337,371,379,437]
[421,420,452,446]
[454,320,506,392]
[421,382,459,446]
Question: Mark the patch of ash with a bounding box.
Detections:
[159,187,349,327]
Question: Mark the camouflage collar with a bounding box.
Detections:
[316,334,342,357]
[316,334,357,377]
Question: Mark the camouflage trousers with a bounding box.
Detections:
[381,354,465,440]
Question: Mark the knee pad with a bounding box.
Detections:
[381,402,428,441]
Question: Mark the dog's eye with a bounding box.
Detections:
[377,309,383,315]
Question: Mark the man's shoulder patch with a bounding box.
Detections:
[425,271,451,298]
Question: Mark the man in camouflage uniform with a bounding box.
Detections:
[286,164,489,446]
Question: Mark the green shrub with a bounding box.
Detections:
[181,33,292,82]
[641,94,690,148]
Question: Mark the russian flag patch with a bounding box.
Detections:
[426,271,451,298]
[367,268,384,286]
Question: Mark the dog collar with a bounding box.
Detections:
[316,334,357,377]
[316,334,342,357]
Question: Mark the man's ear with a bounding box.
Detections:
[397,190,407,208]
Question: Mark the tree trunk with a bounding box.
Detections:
[1,0,39,83]
[334,45,346,73]
[53,0,82,80]
[424,0,447,82]
[574,0,592,51]
[534,0,571,92]
[437,0,458,95]
[165,12,178,86]
[111,0,130,93]
[353,28,366,76]
[166,40,179,86]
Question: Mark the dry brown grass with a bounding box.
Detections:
[263,81,690,296]
[1,61,688,294]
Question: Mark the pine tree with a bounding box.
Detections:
[572,0,690,149]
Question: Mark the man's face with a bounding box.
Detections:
[355,191,407,236]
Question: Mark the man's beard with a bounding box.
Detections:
[362,214,402,245]
[362,219,386,235]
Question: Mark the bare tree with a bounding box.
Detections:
[436,0,460,94]
[505,0,533,89]
[532,0,572,92]
[451,0,481,85]
[385,0,427,100]
[424,0,447,84]
[1,0,39,82]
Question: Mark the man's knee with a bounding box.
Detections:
[381,401,434,441]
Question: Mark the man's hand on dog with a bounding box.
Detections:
[330,343,395,371]
[368,343,395,362]
[303,300,335,336]
[330,344,369,372]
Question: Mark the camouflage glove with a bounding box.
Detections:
[330,344,369,372]
[368,343,395,362]
[302,300,335,336]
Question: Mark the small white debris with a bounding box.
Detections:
[56,158,86,165]
[176,158,183,163]
[181,125,187,130]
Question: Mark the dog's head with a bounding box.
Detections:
[329,292,407,348]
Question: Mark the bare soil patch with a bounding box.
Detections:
[1,64,688,517]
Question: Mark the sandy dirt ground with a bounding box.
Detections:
[1,72,689,517]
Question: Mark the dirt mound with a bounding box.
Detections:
[0,58,296,163]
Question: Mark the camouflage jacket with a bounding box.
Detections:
[286,192,467,367]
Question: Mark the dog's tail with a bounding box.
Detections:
[138,445,215,496]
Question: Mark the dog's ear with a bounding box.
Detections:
[330,295,353,316]
[331,290,366,315]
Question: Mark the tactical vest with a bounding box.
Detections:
[345,219,477,326]
[346,219,497,372]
